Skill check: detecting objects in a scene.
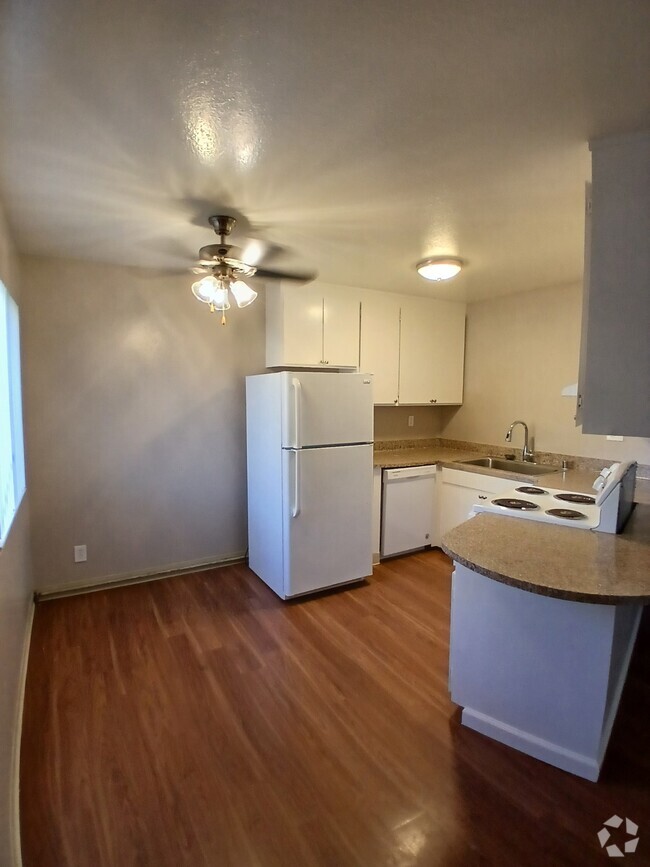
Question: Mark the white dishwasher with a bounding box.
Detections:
[381,465,437,557]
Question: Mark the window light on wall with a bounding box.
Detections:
[0,280,26,547]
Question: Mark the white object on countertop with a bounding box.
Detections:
[246,371,374,599]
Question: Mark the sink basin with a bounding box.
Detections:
[461,457,556,476]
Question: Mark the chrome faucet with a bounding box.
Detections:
[505,420,534,462]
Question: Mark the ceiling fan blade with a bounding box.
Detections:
[252,267,317,282]
[191,264,213,274]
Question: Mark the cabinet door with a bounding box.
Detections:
[398,297,466,405]
[266,284,322,367]
[438,471,514,539]
[322,285,361,368]
[438,483,493,540]
[360,290,400,404]
[579,133,650,436]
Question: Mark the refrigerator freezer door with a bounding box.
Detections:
[282,371,373,448]
[283,444,373,597]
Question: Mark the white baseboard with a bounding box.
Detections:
[10,597,34,867]
[35,551,247,600]
[461,707,601,782]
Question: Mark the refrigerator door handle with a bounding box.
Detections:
[291,377,302,448]
[291,450,301,518]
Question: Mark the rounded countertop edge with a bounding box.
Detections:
[440,541,650,606]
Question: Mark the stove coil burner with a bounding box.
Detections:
[492,498,540,511]
[515,486,548,496]
[545,508,587,520]
[553,492,596,505]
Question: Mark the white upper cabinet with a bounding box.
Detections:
[577,131,650,437]
[398,296,466,405]
[267,283,466,405]
[322,285,362,368]
[359,289,401,404]
[266,283,361,369]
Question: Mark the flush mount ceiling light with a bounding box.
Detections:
[416,256,464,281]
[190,214,316,325]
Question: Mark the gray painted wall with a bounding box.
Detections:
[21,255,266,592]
[0,206,33,865]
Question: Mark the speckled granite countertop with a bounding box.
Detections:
[374,439,650,504]
[375,446,484,469]
[440,505,650,605]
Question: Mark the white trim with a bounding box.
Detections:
[461,707,601,782]
[10,597,34,867]
[35,551,247,600]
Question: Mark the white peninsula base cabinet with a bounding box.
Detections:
[449,564,642,781]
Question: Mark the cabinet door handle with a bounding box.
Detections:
[430,398,437,404]
[478,495,487,500]
[394,399,398,404]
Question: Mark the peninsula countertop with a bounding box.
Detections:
[440,504,650,605]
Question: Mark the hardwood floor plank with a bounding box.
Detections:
[20,551,650,866]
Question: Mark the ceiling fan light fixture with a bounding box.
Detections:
[416,256,464,281]
[230,279,258,308]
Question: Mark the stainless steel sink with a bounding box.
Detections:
[460,457,556,476]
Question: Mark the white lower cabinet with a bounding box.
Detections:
[372,467,382,564]
[438,468,514,539]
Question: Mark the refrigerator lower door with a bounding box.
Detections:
[283,444,373,597]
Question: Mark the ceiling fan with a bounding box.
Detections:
[190,215,316,324]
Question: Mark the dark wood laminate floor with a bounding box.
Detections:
[20,550,650,866]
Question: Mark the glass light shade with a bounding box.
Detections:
[416,257,463,281]
[191,275,218,303]
[212,282,231,310]
[230,279,258,308]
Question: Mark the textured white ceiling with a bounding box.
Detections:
[0,0,649,301]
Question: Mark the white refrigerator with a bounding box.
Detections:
[246,371,374,599]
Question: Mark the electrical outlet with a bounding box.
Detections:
[408,415,414,427]
[74,544,87,563]
[606,436,624,442]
